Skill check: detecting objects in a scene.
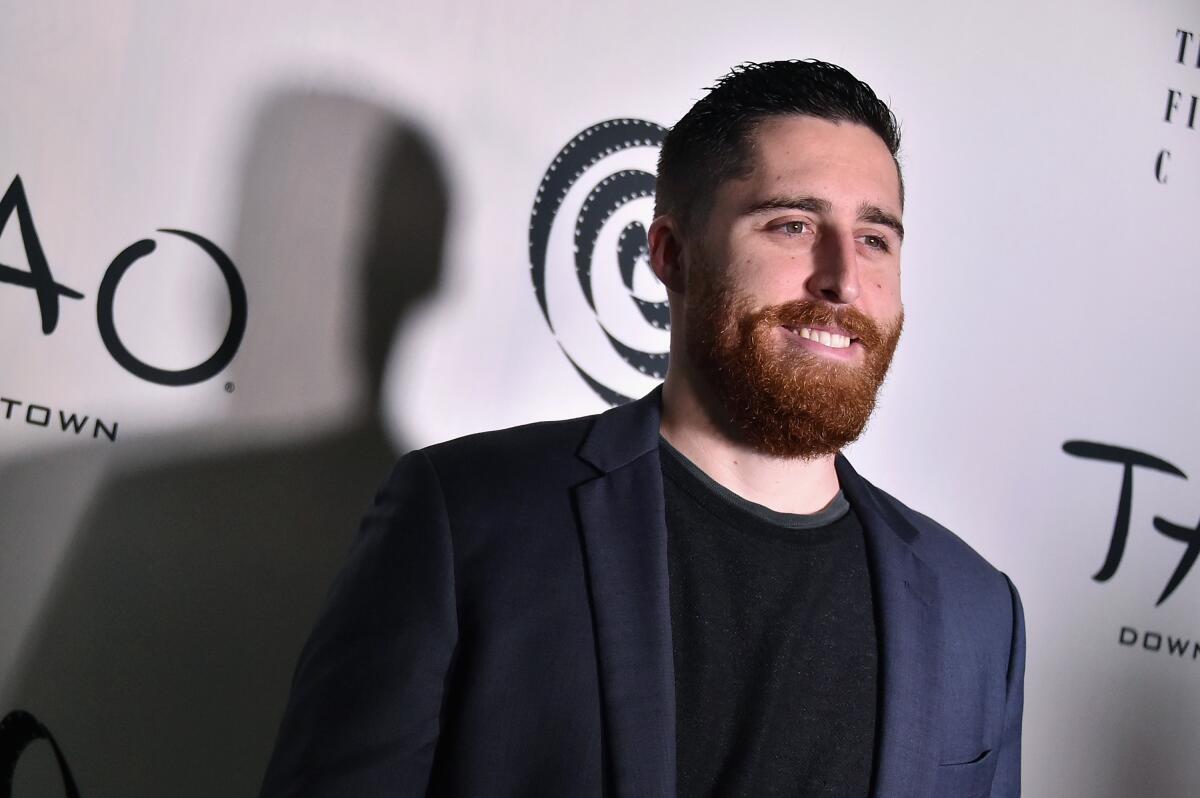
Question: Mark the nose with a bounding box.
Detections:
[806,231,861,305]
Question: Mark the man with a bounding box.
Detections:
[260,60,1025,798]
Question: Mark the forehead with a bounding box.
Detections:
[736,115,902,213]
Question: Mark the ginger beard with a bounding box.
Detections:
[684,265,904,460]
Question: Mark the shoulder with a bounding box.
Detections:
[379,413,603,519]
[879,486,998,575]
[866,480,1021,618]
[419,412,598,478]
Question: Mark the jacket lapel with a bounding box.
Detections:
[836,455,943,798]
[575,389,676,797]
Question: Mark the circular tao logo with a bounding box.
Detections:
[97,229,246,386]
[528,119,669,405]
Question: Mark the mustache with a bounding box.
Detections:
[755,300,886,350]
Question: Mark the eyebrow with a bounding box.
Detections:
[744,195,831,216]
[744,195,905,242]
[858,202,905,242]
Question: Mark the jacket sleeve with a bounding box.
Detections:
[259,449,458,797]
[990,574,1026,797]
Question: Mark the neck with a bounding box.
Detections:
[659,369,841,515]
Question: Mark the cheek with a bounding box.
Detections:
[865,273,902,320]
[729,257,797,302]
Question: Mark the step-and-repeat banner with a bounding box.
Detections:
[2,1,1197,795]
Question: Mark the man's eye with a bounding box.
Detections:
[779,221,810,235]
[862,235,890,253]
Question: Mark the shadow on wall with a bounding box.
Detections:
[0,88,448,797]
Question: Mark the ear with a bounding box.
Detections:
[648,215,687,295]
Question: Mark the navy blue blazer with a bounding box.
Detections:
[260,388,1025,797]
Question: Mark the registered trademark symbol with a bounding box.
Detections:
[224,382,235,393]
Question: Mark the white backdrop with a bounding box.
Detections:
[2,1,1198,795]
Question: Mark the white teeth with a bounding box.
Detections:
[795,327,851,349]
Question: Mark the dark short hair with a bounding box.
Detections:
[655,59,903,232]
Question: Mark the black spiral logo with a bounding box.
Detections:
[528,119,669,405]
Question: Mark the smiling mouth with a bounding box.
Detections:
[782,325,859,350]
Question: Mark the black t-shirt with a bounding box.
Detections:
[661,438,878,797]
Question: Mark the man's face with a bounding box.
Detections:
[681,115,905,459]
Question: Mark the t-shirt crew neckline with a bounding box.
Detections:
[657,435,850,537]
